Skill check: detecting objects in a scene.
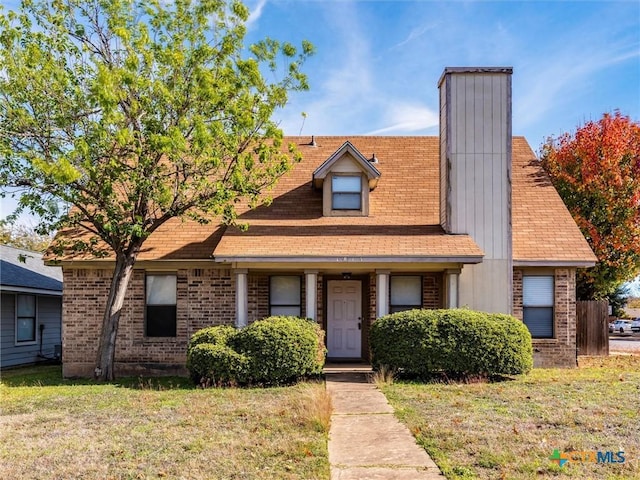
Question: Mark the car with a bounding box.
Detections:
[631,318,640,333]
[611,319,632,334]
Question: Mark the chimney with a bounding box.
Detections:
[438,67,513,314]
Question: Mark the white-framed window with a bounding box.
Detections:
[16,294,37,344]
[332,175,362,210]
[523,275,554,338]
[145,274,177,337]
[269,276,301,317]
[390,276,422,313]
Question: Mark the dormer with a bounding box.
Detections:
[312,141,381,217]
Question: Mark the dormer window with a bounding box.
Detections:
[312,141,381,218]
[332,175,362,210]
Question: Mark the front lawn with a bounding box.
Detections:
[0,366,330,480]
[382,355,640,479]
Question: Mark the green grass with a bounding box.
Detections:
[382,355,640,480]
[0,366,330,480]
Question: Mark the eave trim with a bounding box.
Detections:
[312,141,381,182]
[513,260,596,268]
[0,286,63,296]
[214,255,484,264]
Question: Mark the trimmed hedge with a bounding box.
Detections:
[187,325,237,353]
[187,316,326,386]
[188,343,249,386]
[370,309,533,378]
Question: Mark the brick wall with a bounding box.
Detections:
[62,269,110,377]
[63,268,445,376]
[63,267,238,377]
[422,273,442,309]
[248,273,269,322]
[513,268,577,368]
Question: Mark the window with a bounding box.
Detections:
[16,295,36,343]
[523,275,554,338]
[270,276,301,316]
[332,175,362,210]
[146,274,177,337]
[390,276,422,313]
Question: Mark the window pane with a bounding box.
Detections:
[523,276,553,306]
[390,276,422,307]
[332,176,361,193]
[332,193,361,210]
[523,307,553,338]
[146,275,177,305]
[17,317,36,342]
[270,306,302,317]
[146,305,177,337]
[270,276,301,306]
[17,295,36,316]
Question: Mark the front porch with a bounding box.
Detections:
[231,268,460,361]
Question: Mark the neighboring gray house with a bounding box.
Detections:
[1,244,62,368]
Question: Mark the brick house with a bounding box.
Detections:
[53,67,596,377]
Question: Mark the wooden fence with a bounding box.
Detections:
[576,300,609,356]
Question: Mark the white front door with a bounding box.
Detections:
[327,280,362,358]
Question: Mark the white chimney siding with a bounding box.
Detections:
[438,67,513,314]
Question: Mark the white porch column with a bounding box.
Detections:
[444,269,460,309]
[234,269,248,328]
[376,270,390,318]
[304,270,318,321]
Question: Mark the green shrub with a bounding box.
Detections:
[187,325,237,354]
[370,309,532,378]
[188,343,249,386]
[232,316,325,385]
[186,317,326,387]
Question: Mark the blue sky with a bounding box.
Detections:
[243,0,639,151]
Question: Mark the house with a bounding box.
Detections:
[51,67,596,377]
[1,245,62,368]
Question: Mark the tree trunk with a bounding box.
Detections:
[94,247,140,381]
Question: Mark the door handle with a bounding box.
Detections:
[358,322,361,330]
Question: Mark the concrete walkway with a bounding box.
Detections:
[326,372,444,479]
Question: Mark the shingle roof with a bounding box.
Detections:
[1,245,63,292]
[511,139,597,265]
[47,136,595,265]
[215,136,480,261]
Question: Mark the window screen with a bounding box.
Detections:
[16,295,36,342]
[390,276,422,313]
[523,275,554,338]
[270,276,301,317]
[146,274,177,337]
[332,175,362,210]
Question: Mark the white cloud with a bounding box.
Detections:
[515,43,640,133]
[276,1,378,135]
[246,0,268,28]
[276,2,443,136]
[391,22,438,50]
[365,103,439,135]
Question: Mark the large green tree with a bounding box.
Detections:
[0,0,313,380]
[541,111,640,300]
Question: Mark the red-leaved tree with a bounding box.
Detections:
[541,111,640,300]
